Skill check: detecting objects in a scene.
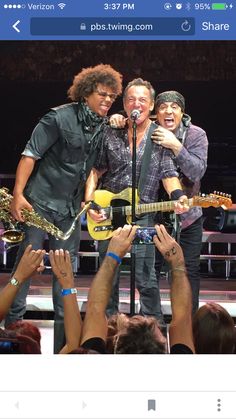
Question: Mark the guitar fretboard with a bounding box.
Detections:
[124,198,193,216]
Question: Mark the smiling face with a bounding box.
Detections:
[84,83,117,117]
[156,101,183,132]
[123,85,154,126]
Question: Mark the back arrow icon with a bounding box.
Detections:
[12,20,20,33]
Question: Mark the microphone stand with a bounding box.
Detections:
[130,118,137,316]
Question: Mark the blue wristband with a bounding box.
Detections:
[61,288,77,296]
[106,252,122,264]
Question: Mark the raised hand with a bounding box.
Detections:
[153,224,185,269]
[49,249,74,289]
[108,224,138,259]
[14,245,46,283]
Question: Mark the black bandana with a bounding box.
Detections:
[80,100,106,126]
[155,91,185,111]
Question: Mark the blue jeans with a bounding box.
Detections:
[4,201,81,354]
[155,216,203,317]
[98,215,161,318]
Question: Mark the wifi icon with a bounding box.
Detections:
[58,2,66,9]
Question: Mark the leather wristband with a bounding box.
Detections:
[170,189,185,200]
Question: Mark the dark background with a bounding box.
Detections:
[1,40,236,198]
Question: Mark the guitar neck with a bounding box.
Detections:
[125,198,193,216]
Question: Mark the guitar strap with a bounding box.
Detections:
[138,121,157,195]
[138,121,180,235]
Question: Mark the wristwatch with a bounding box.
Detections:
[9,277,20,287]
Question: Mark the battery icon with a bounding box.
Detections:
[211,3,227,10]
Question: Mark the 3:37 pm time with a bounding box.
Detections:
[104,3,135,10]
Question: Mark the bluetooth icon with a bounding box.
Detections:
[185,2,191,10]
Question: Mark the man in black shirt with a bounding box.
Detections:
[6,64,122,353]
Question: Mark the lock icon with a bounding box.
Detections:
[80,23,86,30]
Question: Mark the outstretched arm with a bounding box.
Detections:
[153,224,195,352]
[0,245,45,322]
[49,249,82,354]
[80,225,137,345]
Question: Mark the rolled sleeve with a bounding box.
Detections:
[22,149,41,160]
[160,148,179,179]
[22,111,59,160]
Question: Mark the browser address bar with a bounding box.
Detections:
[30,17,195,36]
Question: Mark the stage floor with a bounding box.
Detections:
[1,270,236,315]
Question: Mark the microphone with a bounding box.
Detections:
[130,109,140,121]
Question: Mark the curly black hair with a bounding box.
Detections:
[68,63,122,101]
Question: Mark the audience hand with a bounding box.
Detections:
[108,224,138,258]
[153,224,185,268]
[13,245,46,283]
[49,249,74,288]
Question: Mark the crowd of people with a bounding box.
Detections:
[0,224,235,354]
[0,63,235,354]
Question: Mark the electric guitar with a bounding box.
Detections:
[87,187,232,240]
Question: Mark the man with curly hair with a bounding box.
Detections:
[6,64,122,353]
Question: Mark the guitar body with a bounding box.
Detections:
[87,188,138,240]
[87,188,232,240]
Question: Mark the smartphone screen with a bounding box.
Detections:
[0,339,20,354]
[0,1,236,418]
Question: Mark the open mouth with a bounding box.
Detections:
[164,117,175,128]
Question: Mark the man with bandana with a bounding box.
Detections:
[151,90,208,320]
[6,64,122,353]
